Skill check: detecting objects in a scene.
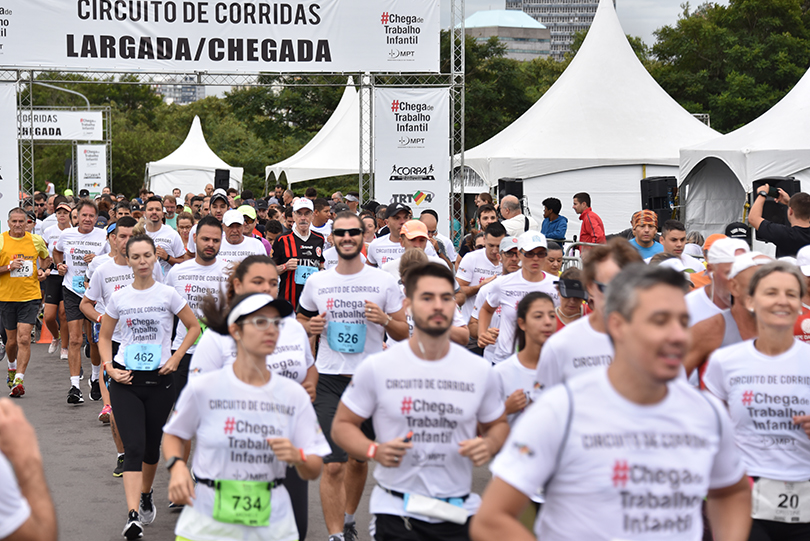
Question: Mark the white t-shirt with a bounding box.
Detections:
[163,365,330,541]
[323,246,366,270]
[456,249,502,324]
[495,353,537,426]
[164,259,229,354]
[0,453,30,539]
[105,282,187,368]
[341,341,505,521]
[298,266,404,375]
[55,226,109,296]
[189,318,315,384]
[685,287,722,327]
[388,283,465,344]
[186,223,199,254]
[681,253,705,273]
[492,368,744,541]
[472,276,503,363]
[145,224,185,277]
[535,315,613,393]
[435,232,457,263]
[310,220,332,249]
[485,271,559,363]
[703,339,810,481]
[218,236,266,266]
[381,254,451,282]
[366,234,436,267]
[42,223,69,258]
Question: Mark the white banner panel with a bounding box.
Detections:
[77,144,107,198]
[0,0,439,73]
[374,87,450,237]
[18,110,103,141]
[0,84,19,232]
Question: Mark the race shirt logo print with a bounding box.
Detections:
[401,396,413,415]
[612,459,630,488]
[224,417,236,435]
[742,390,754,406]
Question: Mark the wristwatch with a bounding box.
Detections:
[166,456,185,471]
[757,191,769,198]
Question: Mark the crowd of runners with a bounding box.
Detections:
[2,182,810,541]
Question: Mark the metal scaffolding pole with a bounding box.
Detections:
[451,0,466,236]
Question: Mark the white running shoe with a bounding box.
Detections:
[48,338,59,354]
[60,348,68,360]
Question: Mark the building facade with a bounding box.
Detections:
[464,10,551,62]
[506,0,605,61]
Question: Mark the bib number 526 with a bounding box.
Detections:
[337,332,359,344]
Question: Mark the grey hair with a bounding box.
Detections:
[686,231,704,246]
[605,263,690,321]
[501,196,521,212]
[8,207,27,218]
[748,260,807,299]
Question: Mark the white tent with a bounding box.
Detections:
[464,0,719,235]
[265,78,359,184]
[146,115,243,196]
[680,68,810,236]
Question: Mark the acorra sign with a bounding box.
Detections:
[0,0,440,73]
[17,111,104,141]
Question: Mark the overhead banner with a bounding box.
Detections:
[77,144,107,197]
[0,83,19,232]
[18,110,104,141]
[0,0,440,73]
[374,87,451,237]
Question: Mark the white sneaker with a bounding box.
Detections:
[48,339,59,354]
[60,348,68,360]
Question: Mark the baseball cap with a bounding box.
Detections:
[333,203,350,213]
[292,198,314,212]
[55,202,72,213]
[729,252,772,280]
[400,220,428,240]
[345,194,359,203]
[256,199,269,210]
[386,203,411,219]
[683,243,703,259]
[703,234,727,254]
[227,293,293,325]
[724,222,748,240]
[210,188,229,206]
[94,216,108,228]
[222,209,244,226]
[708,238,750,264]
[658,257,687,273]
[64,189,74,196]
[796,246,810,276]
[517,231,548,252]
[499,236,519,252]
[556,278,588,300]
[237,205,257,221]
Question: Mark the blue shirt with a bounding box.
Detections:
[541,216,568,241]
[629,238,664,259]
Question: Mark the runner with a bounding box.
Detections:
[792,245,810,343]
[534,238,642,390]
[0,208,50,396]
[185,189,229,258]
[142,196,185,277]
[380,220,453,280]
[456,222,506,326]
[217,210,266,267]
[331,262,509,541]
[272,199,325,310]
[473,264,751,541]
[42,199,72,359]
[704,261,810,540]
[162,292,330,541]
[553,267,588,329]
[477,231,559,364]
[543,242,563,276]
[366,203,435,268]
[53,200,109,405]
[297,211,408,541]
[98,234,200,539]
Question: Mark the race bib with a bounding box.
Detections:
[752,477,810,523]
[403,493,467,525]
[124,344,161,371]
[327,322,366,354]
[213,479,272,527]
[294,265,318,285]
[72,274,86,294]
[9,260,33,278]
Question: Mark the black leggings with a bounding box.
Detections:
[109,376,174,472]
[749,519,810,540]
[285,465,308,541]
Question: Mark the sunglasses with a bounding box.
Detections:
[242,315,282,331]
[333,228,363,237]
[522,250,547,259]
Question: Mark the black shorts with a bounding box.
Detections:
[0,300,40,329]
[43,274,64,305]
[374,514,471,541]
[170,352,192,401]
[314,373,375,464]
[62,287,85,322]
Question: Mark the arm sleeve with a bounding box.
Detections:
[272,236,287,266]
[705,393,746,489]
[478,365,507,423]
[384,276,405,314]
[105,293,119,320]
[55,231,66,253]
[33,234,49,259]
[456,253,474,284]
[188,331,227,377]
[755,220,790,243]
[535,338,562,395]
[0,453,31,540]
[163,380,202,440]
[593,216,606,242]
[84,270,103,303]
[297,279,318,314]
[171,232,185,258]
[366,242,378,266]
[484,279,502,311]
[339,357,378,419]
[701,353,727,402]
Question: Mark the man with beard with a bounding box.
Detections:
[332,262,509,541]
[185,189,229,258]
[143,196,185,276]
[298,212,408,541]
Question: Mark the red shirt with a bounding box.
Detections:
[578,207,606,244]
[795,306,810,343]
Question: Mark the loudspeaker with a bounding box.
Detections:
[498,178,523,201]
[750,177,801,234]
[640,176,678,230]
[214,169,230,192]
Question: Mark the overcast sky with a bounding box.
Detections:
[441,0,728,46]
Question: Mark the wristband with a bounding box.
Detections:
[96,314,103,323]
[367,442,378,460]
[299,448,307,463]
[383,315,392,327]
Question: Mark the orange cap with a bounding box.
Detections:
[400,220,428,240]
[703,234,727,253]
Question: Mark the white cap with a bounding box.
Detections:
[222,209,244,226]
[729,251,772,280]
[658,257,687,273]
[517,231,547,252]
[499,236,519,252]
[708,238,750,264]
[293,198,314,212]
[683,243,703,259]
[227,293,293,326]
[796,245,810,276]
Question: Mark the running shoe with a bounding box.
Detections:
[344,521,359,541]
[122,510,143,540]
[113,454,125,478]
[89,379,101,401]
[0,342,6,361]
[6,369,14,389]
[167,501,184,509]
[9,378,24,398]
[98,404,112,423]
[139,490,156,525]
[60,348,68,360]
[67,385,84,404]
[79,366,84,380]
[48,338,59,354]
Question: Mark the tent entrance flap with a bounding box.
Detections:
[683,157,746,236]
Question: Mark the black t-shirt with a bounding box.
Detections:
[757,220,810,258]
[272,229,325,310]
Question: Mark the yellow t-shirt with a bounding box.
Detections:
[0,232,49,302]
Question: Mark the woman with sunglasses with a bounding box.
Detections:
[99,235,201,540]
[164,292,330,541]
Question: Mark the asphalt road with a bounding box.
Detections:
[12,343,494,541]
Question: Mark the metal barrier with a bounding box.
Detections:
[560,242,606,271]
